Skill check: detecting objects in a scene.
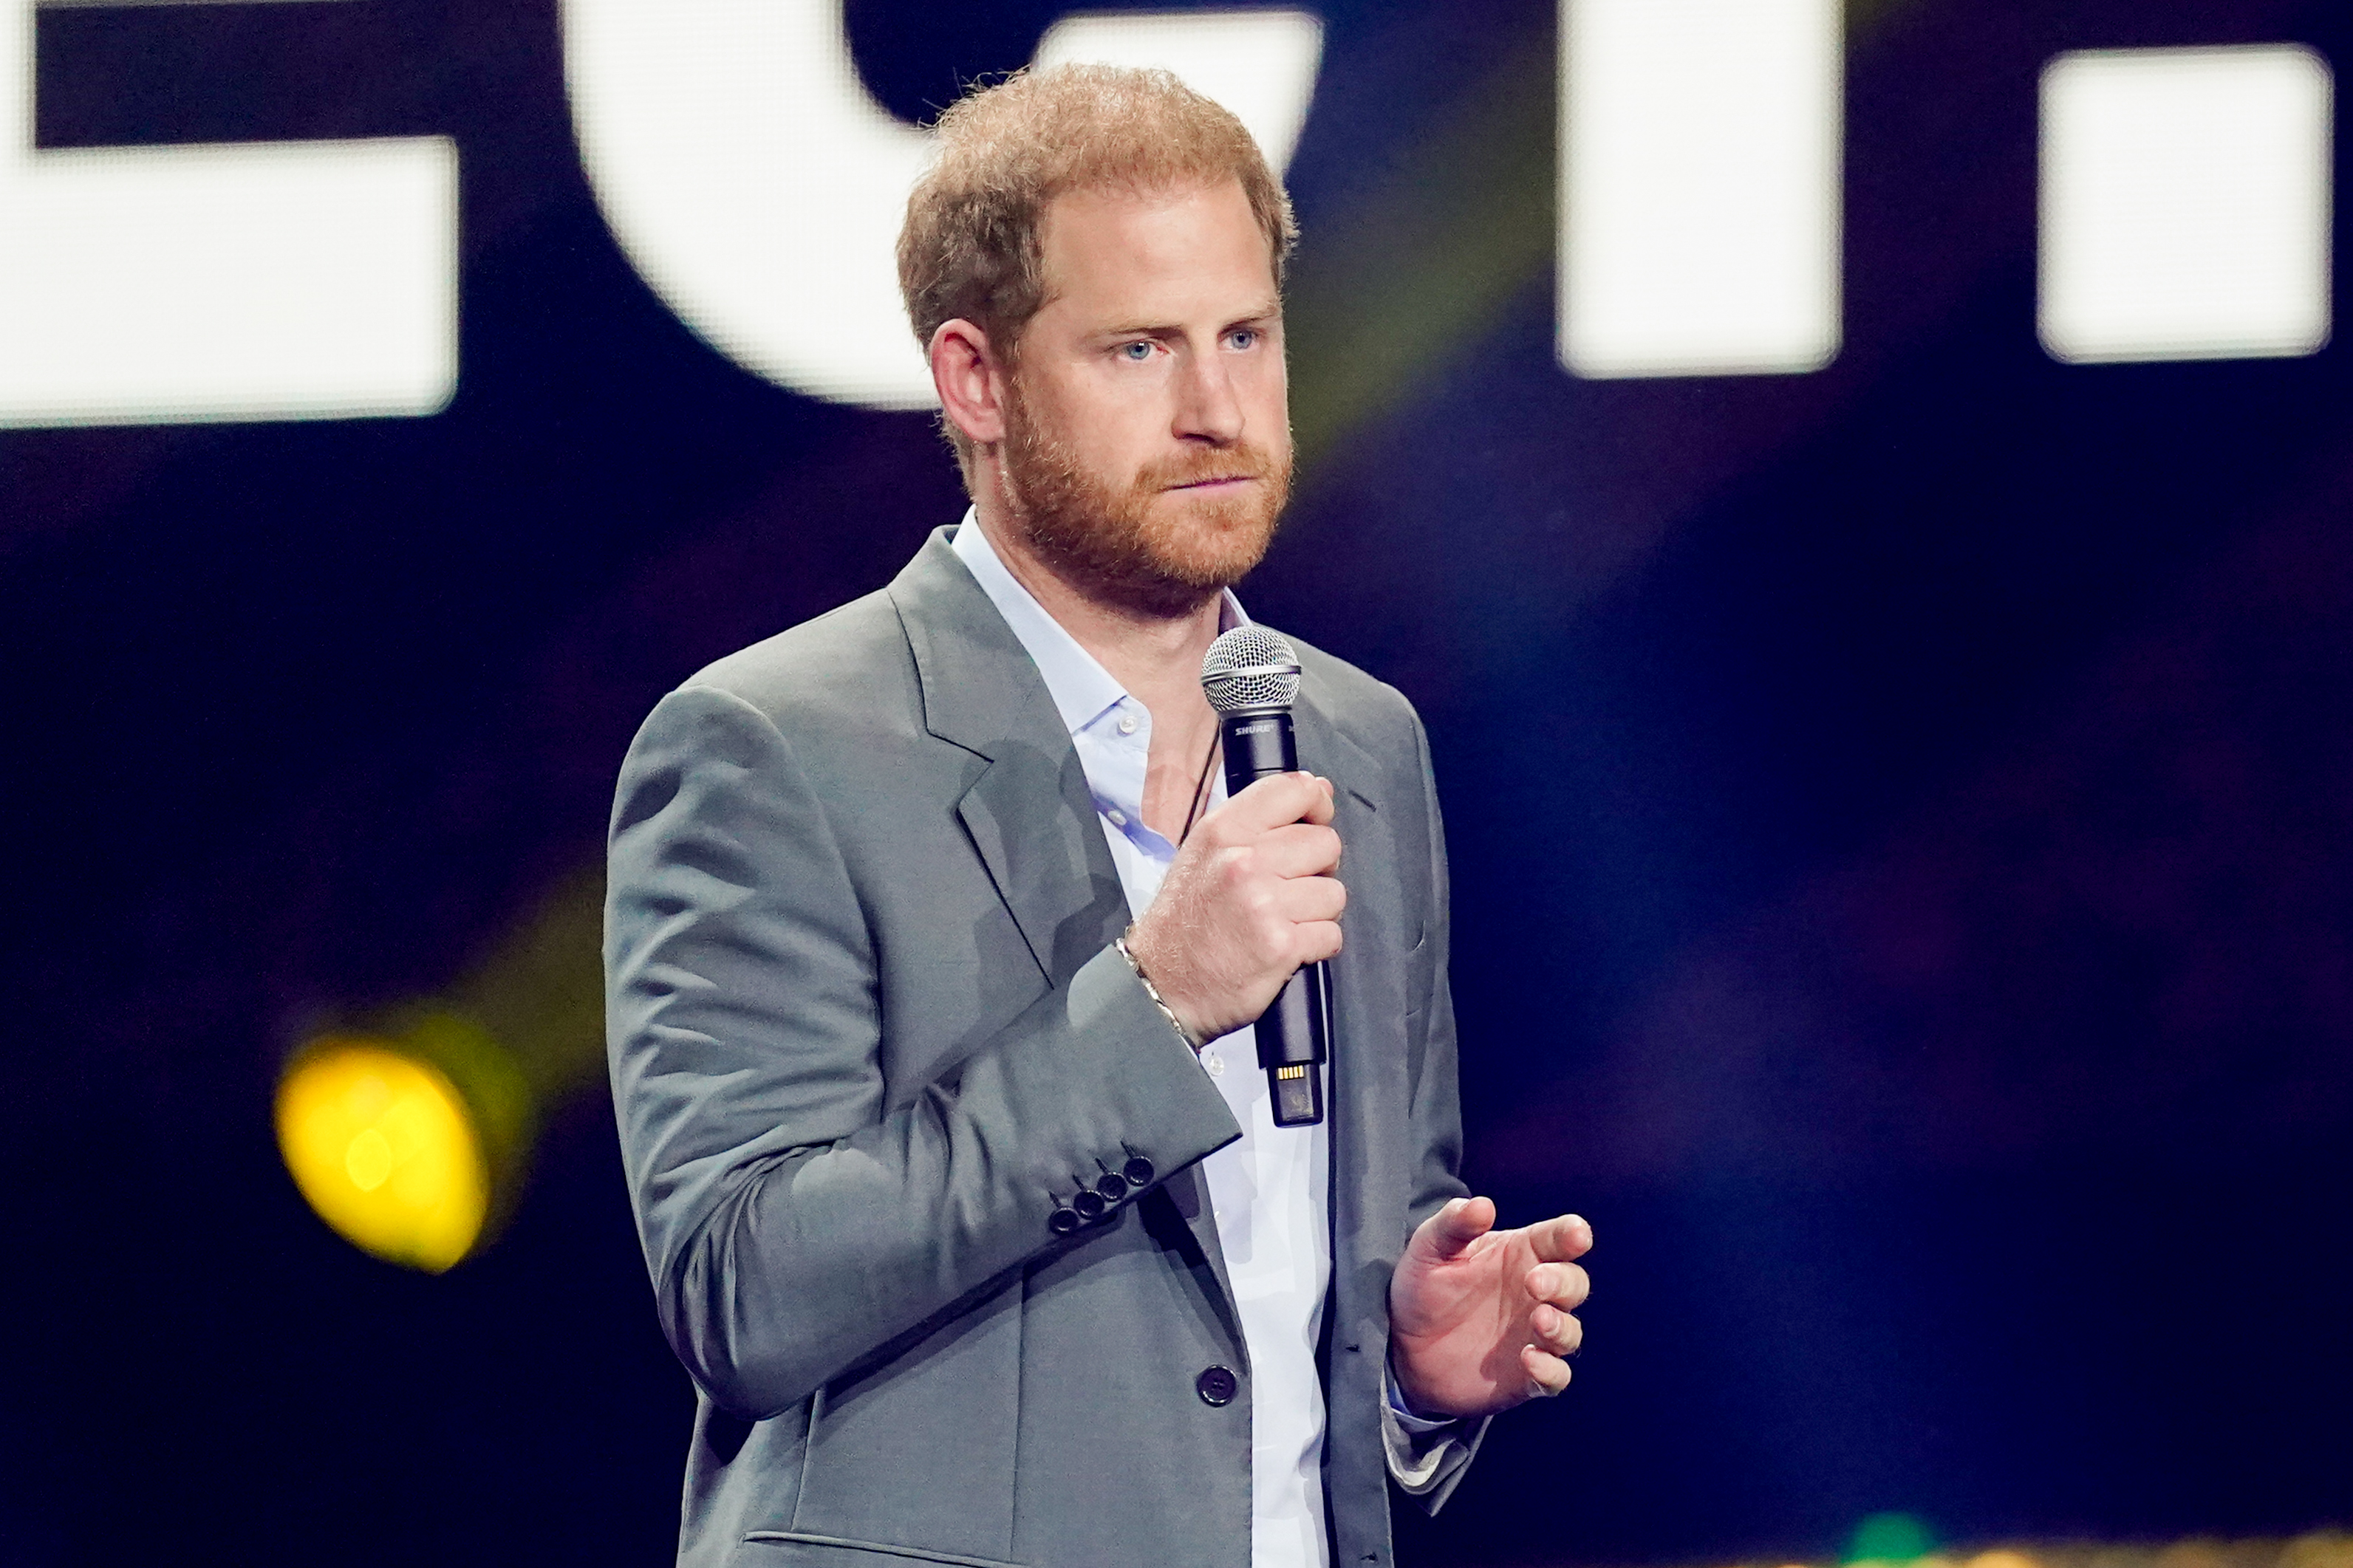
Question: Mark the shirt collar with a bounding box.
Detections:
[949,507,1248,739]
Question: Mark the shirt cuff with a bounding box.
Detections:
[1381,1360,1476,1495]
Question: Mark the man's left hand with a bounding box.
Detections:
[1387,1198,1591,1420]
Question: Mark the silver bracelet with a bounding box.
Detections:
[1114,933,1203,1052]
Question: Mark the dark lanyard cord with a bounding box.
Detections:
[1177,730,1220,846]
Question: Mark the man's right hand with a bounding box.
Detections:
[1124,771,1345,1044]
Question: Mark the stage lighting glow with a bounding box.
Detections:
[275,1038,489,1273]
[561,0,1322,411]
[1847,1513,1937,1564]
[0,0,457,427]
[1746,1534,2353,1568]
[2040,46,2332,364]
[1558,0,1843,378]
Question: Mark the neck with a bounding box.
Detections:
[970,481,1228,842]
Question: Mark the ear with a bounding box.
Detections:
[930,319,1007,447]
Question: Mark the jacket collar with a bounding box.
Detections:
[895,521,1381,802]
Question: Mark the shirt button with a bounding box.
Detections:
[1106,809,1127,826]
[1195,1365,1239,1407]
[1203,1051,1223,1078]
[1117,713,1138,736]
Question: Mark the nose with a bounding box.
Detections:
[1172,342,1244,447]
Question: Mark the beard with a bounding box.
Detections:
[994,377,1293,620]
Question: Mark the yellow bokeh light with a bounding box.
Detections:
[276,1038,489,1273]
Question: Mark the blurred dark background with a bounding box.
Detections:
[2,0,2348,1564]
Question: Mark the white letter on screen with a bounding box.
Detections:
[0,0,457,428]
[1558,0,1843,379]
[561,1,1322,412]
[2040,45,2332,365]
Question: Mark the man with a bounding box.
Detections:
[605,65,1592,1568]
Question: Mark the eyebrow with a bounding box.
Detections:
[1093,303,1284,340]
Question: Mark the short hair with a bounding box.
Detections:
[898,64,1299,479]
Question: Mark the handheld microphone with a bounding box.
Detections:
[1201,626,1331,1129]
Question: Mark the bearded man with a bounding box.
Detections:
[604,64,1593,1568]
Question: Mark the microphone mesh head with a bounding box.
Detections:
[1201,626,1302,714]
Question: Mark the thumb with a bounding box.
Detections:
[1411,1195,1496,1263]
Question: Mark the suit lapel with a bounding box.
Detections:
[1293,672,1413,1367]
[890,530,1130,985]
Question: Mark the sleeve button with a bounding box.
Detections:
[1073,1188,1107,1220]
[1048,1207,1082,1236]
[1094,1171,1129,1202]
[1121,1156,1155,1188]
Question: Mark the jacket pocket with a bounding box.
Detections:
[740,1530,1031,1568]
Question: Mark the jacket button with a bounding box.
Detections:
[1195,1365,1239,1407]
[1094,1171,1129,1202]
[1121,1156,1155,1188]
[1048,1207,1081,1236]
[1073,1188,1107,1221]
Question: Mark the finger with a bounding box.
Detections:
[1526,1261,1589,1309]
[1408,1195,1496,1264]
[1520,1343,1572,1398]
[1254,823,1345,878]
[1273,874,1347,925]
[1219,772,1333,836]
[1294,918,1343,964]
[1526,1213,1593,1263]
[1529,1304,1584,1357]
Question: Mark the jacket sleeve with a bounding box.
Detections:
[604,683,1243,1420]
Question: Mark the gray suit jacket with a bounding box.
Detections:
[605,528,1477,1568]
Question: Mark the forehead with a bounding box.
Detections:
[1032,179,1276,326]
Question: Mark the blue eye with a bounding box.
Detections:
[1229,329,1257,350]
[1119,341,1153,361]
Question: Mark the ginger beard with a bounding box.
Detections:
[994,369,1292,618]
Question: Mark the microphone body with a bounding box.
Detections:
[1202,626,1331,1129]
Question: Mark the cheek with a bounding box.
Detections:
[1066,363,1174,437]
[1239,362,1291,434]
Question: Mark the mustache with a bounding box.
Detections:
[1137,442,1283,492]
